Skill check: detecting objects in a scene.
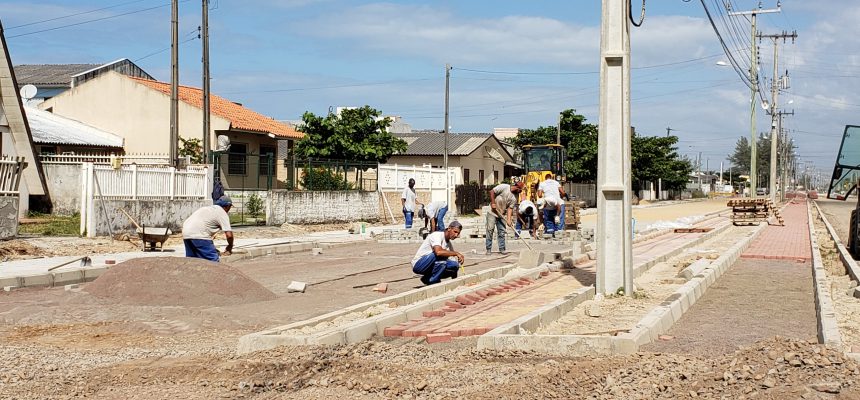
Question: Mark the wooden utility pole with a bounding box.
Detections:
[169,0,179,167]
[729,3,780,197]
[202,0,211,162]
[596,0,633,296]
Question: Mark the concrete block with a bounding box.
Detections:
[64,284,80,291]
[21,273,52,288]
[52,270,84,286]
[372,283,388,293]
[518,250,546,268]
[678,258,711,281]
[0,277,20,288]
[3,286,17,292]
[343,321,379,343]
[311,247,323,255]
[83,267,109,282]
[287,281,308,293]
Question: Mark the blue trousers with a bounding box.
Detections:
[515,215,535,238]
[485,211,507,252]
[412,252,459,285]
[403,209,414,228]
[434,206,448,231]
[543,207,558,235]
[184,239,219,262]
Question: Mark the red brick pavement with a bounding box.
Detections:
[740,200,811,261]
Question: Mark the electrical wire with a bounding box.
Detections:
[7,1,188,39]
[699,0,755,90]
[6,0,148,30]
[629,0,645,27]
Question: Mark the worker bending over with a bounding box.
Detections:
[486,182,523,255]
[537,173,566,237]
[182,195,234,262]
[515,199,539,239]
[411,221,464,285]
[421,200,448,232]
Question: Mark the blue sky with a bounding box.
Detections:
[2,0,857,181]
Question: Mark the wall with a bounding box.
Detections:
[387,152,509,186]
[42,163,81,215]
[0,196,18,239]
[266,190,380,225]
[88,198,210,237]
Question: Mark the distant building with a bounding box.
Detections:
[493,127,519,141]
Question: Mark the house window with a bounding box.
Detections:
[479,170,485,185]
[493,171,499,184]
[259,145,277,176]
[228,143,248,175]
[463,169,470,183]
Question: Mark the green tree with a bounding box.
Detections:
[178,137,204,163]
[632,135,692,190]
[727,133,771,179]
[507,109,598,182]
[294,106,407,165]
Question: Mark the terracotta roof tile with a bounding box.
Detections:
[129,77,302,139]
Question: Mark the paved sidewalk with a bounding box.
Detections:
[645,201,817,355]
[741,200,811,261]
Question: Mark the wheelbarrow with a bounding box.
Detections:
[137,225,172,252]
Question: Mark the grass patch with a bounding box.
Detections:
[19,214,80,236]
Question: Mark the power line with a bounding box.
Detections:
[219,78,436,95]
[451,53,726,76]
[7,1,187,39]
[6,0,148,30]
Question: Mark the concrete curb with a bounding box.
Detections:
[477,220,767,356]
[236,261,548,354]
[811,201,860,282]
[809,201,849,353]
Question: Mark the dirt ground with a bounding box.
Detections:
[579,198,729,232]
[1,200,855,399]
[815,198,856,245]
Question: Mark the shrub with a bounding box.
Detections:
[246,193,264,218]
[300,167,354,190]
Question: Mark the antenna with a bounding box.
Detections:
[19,84,37,104]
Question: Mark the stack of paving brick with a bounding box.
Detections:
[727,198,778,225]
[378,228,423,241]
[382,276,537,342]
[564,200,583,229]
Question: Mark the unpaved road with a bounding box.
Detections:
[2,199,853,399]
[815,198,856,245]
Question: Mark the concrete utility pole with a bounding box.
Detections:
[665,126,675,137]
[759,30,797,203]
[596,0,633,296]
[169,0,179,167]
[444,64,451,206]
[557,113,562,145]
[729,4,780,197]
[202,0,211,162]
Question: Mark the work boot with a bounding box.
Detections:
[420,275,431,285]
[484,249,492,255]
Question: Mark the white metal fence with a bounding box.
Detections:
[377,163,460,203]
[40,153,171,165]
[79,162,210,237]
[0,157,27,196]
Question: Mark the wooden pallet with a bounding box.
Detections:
[673,227,714,233]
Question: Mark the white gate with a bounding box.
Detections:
[377,163,460,203]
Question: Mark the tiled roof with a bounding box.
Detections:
[14,63,100,86]
[392,131,510,158]
[26,107,123,147]
[130,77,302,139]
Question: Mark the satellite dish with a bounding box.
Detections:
[215,135,231,152]
[19,84,37,100]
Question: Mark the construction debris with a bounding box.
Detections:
[287,281,308,293]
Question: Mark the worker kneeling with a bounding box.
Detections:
[182,195,234,262]
[411,221,464,285]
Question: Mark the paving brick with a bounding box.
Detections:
[426,332,452,343]
[372,283,389,293]
[445,301,464,309]
[465,293,483,302]
[455,295,475,306]
[383,326,406,337]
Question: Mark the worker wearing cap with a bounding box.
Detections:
[411,221,464,285]
[485,182,523,255]
[182,195,234,262]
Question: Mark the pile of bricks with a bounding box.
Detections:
[376,228,423,241]
[383,276,539,342]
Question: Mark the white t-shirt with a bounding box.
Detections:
[401,187,417,211]
[518,200,536,216]
[411,231,452,266]
[492,184,517,211]
[425,201,447,218]
[539,179,562,202]
[182,205,232,240]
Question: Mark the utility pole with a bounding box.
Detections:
[596,0,633,296]
[759,30,797,203]
[665,126,676,137]
[776,110,794,200]
[729,3,780,197]
[169,0,179,167]
[202,0,211,162]
[444,64,451,207]
[557,113,562,145]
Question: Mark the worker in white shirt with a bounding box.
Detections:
[515,199,539,239]
[411,221,464,285]
[401,178,422,229]
[537,173,567,237]
[421,200,449,232]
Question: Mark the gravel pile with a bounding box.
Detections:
[84,257,276,307]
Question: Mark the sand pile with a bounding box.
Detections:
[85,257,276,307]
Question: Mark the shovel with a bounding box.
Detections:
[48,256,93,272]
